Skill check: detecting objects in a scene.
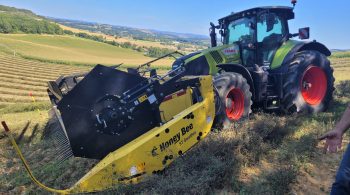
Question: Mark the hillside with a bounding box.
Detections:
[0,4,206,58]
[0,34,174,67]
[51,18,209,46]
[0,5,62,34]
[57,24,206,53]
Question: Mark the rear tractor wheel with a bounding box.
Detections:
[282,50,335,113]
[213,72,252,129]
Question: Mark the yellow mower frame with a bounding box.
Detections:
[2,75,215,194]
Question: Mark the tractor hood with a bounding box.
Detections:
[172,44,241,75]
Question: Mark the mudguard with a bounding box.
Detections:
[271,40,331,70]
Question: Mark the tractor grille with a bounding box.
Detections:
[210,51,223,64]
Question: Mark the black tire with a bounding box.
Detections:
[282,50,335,113]
[213,72,252,129]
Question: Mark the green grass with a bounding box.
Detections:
[331,51,350,58]
[0,34,174,67]
[0,102,51,115]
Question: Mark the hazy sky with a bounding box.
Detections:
[0,0,349,49]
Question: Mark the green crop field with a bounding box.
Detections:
[0,47,349,194]
[0,34,174,67]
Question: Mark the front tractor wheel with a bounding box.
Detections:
[214,72,252,129]
[282,50,335,113]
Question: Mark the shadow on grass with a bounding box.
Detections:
[27,124,39,143]
[16,121,30,143]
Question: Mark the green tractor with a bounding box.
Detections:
[172,1,334,126]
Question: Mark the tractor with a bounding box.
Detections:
[2,1,334,194]
[172,1,334,127]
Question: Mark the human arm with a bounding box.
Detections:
[319,104,350,153]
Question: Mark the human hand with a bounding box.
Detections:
[319,129,343,153]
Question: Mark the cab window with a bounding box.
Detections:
[257,13,285,42]
[226,17,255,44]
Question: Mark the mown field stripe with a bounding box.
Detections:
[0,63,88,78]
[0,62,85,74]
[0,87,48,97]
[0,94,48,103]
[0,69,58,80]
[0,54,91,68]
[0,73,51,83]
[0,82,47,92]
[0,66,67,78]
[0,77,47,87]
[0,59,89,73]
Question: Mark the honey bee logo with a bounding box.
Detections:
[151,146,158,156]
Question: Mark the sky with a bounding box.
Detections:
[0,0,349,49]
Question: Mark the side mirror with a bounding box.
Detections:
[209,22,217,47]
[299,27,310,39]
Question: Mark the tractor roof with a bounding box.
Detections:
[219,6,294,23]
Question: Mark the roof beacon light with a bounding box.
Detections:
[291,0,297,8]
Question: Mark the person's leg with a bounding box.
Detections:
[331,144,350,195]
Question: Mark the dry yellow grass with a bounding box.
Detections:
[0,87,47,97]
[0,53,88,103]
[330,57,350,82]
[0,94,48,103]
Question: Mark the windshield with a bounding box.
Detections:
[225,17,255,44]
[257,13,285,42]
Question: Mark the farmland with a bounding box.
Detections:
[0,45,349,194]
[0,53,90,142]
[58,24,206,53]
[330,56,350,82]
[0,34,174,67]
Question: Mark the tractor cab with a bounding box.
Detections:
[212,6,299,68]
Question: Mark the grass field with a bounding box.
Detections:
[330,57,350,82]
[0,46,349,194]
[0,53,89,104]
[58,24,206,53]
[0,34,174,67]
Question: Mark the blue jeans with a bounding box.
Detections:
[331,144,350,195]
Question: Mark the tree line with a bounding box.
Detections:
[0,13,63,34]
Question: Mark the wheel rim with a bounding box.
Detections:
[225,88,244,120]
[300,66,327,105]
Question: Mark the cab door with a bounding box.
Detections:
[257,13,287,67]
[225,17,256,67]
